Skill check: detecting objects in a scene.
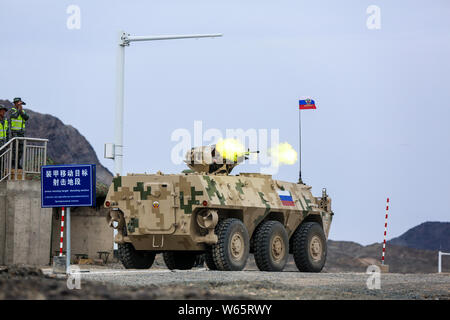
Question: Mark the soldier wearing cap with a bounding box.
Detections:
[10,98,29,169]
[0,105,9,147]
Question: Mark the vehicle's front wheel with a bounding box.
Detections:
[253,221,289,272]
[212,218,250,271]
[292,222,327,272]
[163,252,198,270]
[118,243,156,269]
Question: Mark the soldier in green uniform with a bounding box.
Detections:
[10,97,29,169]
[0,105,8,147]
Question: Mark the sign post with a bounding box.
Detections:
[66,207,71,274]
[59,207,65,256]
[41,164,96,274]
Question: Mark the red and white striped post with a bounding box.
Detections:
[59,207,65,256]
[381,198,389,265]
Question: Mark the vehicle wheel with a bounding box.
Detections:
[250,234,255,254]
[292,222,327,272]
[204,248,218,270]
[253,221,289,272]
[163,251,198,270]
[118,243,156,269]
[212,218,250,271]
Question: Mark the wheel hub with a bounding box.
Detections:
[271,235,284,261]
[230,233,244,260]
[310,235,323,262]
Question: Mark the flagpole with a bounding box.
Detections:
[298,106,302,184]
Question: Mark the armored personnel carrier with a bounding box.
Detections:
[105,145,333,272]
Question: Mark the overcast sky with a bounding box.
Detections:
[1,0,449,245]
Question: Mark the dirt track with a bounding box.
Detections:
[39,266,450,300]
[1,265,448,300]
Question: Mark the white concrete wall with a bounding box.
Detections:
[0,180,52,266]
[0,182,7,265]
[51,207,113,263]
[0,180,112,266]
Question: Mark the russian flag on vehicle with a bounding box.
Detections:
[278,190,295,207]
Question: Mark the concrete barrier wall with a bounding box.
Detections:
[50,207,113,263]
[0,180,112,266]
[0,180,52,266]
[0,182,7,265]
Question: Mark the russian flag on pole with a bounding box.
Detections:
[278,190,295,207]
[299,98,316,110]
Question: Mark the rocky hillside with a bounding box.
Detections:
[322,240,445,273]
[389,221,450,252]
[250,221,450,274]
[319,221,450,273]
[241,239,446,274]
[0,99,112,185]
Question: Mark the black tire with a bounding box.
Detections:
[292,222,327,272]
[253,221,289,272]
[118,243,156,269]
[204,249,218,270]
[212,218,250,271]
[249,234,255,254]
[163,251,198,270]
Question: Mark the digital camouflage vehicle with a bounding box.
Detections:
[105,145,333,272]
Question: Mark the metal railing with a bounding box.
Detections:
[0,137,48,182]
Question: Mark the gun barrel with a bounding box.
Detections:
[245,150,260,155]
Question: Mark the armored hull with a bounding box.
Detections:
[105,171,333,272]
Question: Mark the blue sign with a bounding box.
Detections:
[41,164,96,208]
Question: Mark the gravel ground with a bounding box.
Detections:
[41,266,450,300]
[0,266,244,300]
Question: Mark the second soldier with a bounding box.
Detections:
[0,104,9,147]
[10,98,29,169]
